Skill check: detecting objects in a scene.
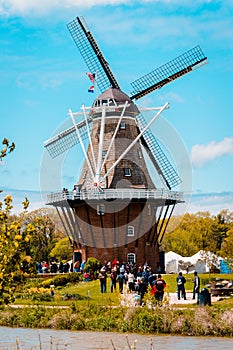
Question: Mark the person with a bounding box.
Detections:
[117,268,125,293]
[142,266,150,282]
[63,262,70,273]
[153,274,166,303]
[127,270,135,293]
[98,267,107,293]
[192,271,200,300]
[138,277,148,305]
[110,268,117,292]
[36,262,42,274]
[50,260,58,273]
[80,260,86,273]
[41,261,49,273]
[58,261,63,273]
[148,272,157,287]
[74,260,80,273]
[177,271,186,300]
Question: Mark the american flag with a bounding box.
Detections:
[86,72,95,83]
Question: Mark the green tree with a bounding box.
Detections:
[162,210,233,257]
[49,237,73,262]
[0,195,35,304]
[220,229,233,260]
[209,211,231,254]
[23,214,56,264]
[0,139,36,304]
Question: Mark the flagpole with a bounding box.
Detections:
[95,71,98,98]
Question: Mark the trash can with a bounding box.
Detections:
[199,288,211,306]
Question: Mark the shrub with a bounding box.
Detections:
[41,273,82,288]
[84,257,102,279]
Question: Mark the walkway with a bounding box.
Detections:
[120,291,223,307]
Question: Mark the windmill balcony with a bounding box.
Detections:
[46,188,183,205]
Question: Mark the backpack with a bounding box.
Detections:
[156,279,164,291]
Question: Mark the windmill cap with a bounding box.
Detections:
[92,88,139,115]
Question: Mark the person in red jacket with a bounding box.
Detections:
[152,274,166,303]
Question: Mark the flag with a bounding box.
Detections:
[86,72,95,83]
[88,85,94,93]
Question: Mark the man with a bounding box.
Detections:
[98,267,107,293]
[153,274,166,303]
[138,277,149,305]
[117,268,125,294]
[192,271,200,300]
[110,268,117,292]
[177,271,186,300]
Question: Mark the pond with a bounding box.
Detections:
[0,327,232,350]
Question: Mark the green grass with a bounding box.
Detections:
[14,278,120,307]
[13,273,233,309]
[162,273,233,293]
[60,279,120,306]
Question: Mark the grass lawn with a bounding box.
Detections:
[163,273,233,293]
[14,278,120,307]
[13,273,233,309]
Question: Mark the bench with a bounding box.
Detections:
[211,287,233,296]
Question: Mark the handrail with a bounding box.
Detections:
[46,188,183,204]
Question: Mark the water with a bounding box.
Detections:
[0,327,232,350]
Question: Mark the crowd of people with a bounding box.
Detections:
[97,262,167,305]
[36,258,201,305]
[98,261,201,306]
[36,260,74,274]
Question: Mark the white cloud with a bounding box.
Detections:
[0,1,226,17]
[191,137,233,168]
[0,0,123,16]
[157,92,184,104]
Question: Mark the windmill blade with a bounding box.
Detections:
[130,45,207,100]
[67,16,120,93]
[136,113,181,190]
[44,117,92,158]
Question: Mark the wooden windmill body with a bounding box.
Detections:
[45,17,207,271]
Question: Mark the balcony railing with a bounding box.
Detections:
[46,188,183,204]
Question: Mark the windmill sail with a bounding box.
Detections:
[136,113,181,189]
[67,16,120,93]
[130,45,207,100]
[44,117,92,158]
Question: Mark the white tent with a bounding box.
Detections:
[165,250,219,274]
[165,251,182,274]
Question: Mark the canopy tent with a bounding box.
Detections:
[165,250,221,274]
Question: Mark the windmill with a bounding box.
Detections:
[44,16,207,271]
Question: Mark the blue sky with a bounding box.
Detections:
[1,0,233,213]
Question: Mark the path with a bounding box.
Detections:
[120,290,223,307]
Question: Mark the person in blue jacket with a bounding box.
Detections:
[177,271,186,300]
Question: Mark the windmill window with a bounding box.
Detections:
[97,204,105,215]
[127,226,134,236]
[120,121,126,129]
[127,253,136,264]
[124,168,131,177]
[102,150,107,159]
